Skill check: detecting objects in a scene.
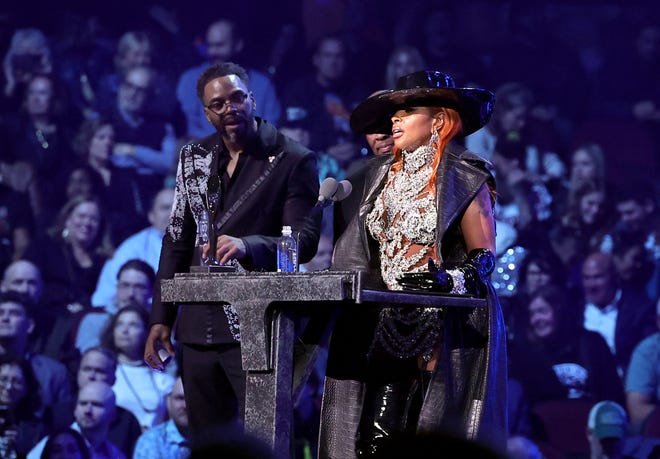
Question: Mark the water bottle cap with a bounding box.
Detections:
[282,225,292,235]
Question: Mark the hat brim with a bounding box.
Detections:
[350,87,495,137]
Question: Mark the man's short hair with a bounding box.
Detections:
[80,346,118,374]
[117,259,156,286]
[196,62,249,103]
[0,290,34,317]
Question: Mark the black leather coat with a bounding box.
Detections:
[319,142,508,457]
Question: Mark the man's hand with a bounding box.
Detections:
[144,323,174,372]
[214,235,246,265]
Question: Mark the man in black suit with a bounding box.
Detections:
[144,62,320,432]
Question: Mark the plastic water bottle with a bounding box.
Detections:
[277,225,298,272]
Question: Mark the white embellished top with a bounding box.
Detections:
[366,145,438,290]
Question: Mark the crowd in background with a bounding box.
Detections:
[0,0,659,457]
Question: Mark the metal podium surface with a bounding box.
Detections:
[160,271,485,458]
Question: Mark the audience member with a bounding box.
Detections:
[23,195,110,315]
[39,427,91,459]
[0,290,72,409]
[509,284,624,407]
[282,34,366,171]
[502,247,566,342]
[585,400,660,459]
[1,28,53,112]
[94,31,183,135]
[0,172,33,274]
[47,346,142,458]
[176,18,281,139]
[0,355,47,457]
[0,260,43,302]
[611,228,660,301]
[466,82,564,245]
[550,142,608,224]
[133,376,189,459]
[382,45,426,90]
[76,259,155,352]
[581,251,656,374]
[0,73,77,226]
[550,180,614,284]
[28,381,126,459]
[101,306,174,429]
[626,298,660,430]
[91,187,173,308]
[611,183,660,265]
[102,66,177,218]
[71,117,145,245]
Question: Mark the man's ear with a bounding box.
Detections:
[27,318,35,335]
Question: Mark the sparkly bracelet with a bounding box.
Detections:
[446,269,467,295]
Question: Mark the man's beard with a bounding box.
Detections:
[219,112,255,144]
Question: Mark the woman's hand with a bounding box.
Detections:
[398,270,453,292]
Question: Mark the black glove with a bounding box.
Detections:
[397,249,495,297]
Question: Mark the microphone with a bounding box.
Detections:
[333,180,353,202]
[315,177,353,208]
[316,177,339,208]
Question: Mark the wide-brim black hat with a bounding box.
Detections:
[350,70,495,136]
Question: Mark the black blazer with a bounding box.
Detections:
[150,119,320,344]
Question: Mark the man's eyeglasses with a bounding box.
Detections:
[122,80,150,94]
[205,91,249,116]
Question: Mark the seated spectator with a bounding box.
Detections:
[509,284,624,407]
[0,291,71,409]
[0,260,62,359]
[282,34,366,174]
[91,187,173,308]
[28,381,126,459]
[39,427,91,459]
[611,228,659,300]
[0,73,77,227]
[502,247,566,343]
[76,259,155,352]
[0,355,47,457]
[102,66,177,219]
[133,376,189,459]
[1,28,53,112]
[101,306,174,429]
[586,400,660,459]
[94,31,179,125]
[71,117,146,245]
[382,45,426,90]
[0,171,33,274]
[626,297,660,429]
[0,260,42,302]
[552,143,608,220]
[47,346,142,458]
[23,195,111,314]
[549,180,614,285]
[581,251,656,375]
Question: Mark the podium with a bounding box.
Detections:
[160,271,485,458]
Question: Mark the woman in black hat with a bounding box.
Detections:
[318,71,507,457]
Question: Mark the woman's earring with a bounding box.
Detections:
[428,130,439,149]
[62,228,69,240]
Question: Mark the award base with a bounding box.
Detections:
[189,265,237,273]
